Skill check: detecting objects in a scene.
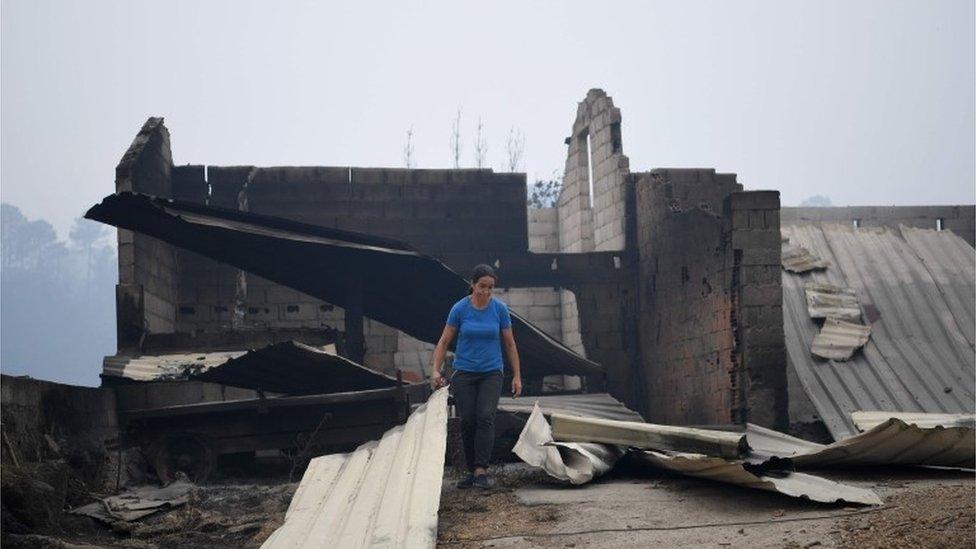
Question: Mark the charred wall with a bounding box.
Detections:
[634,169,787,429]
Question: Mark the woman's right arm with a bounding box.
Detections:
[430,325,458,388]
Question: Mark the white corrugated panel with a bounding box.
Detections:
[262,387,448,548]
[810,317,871,361]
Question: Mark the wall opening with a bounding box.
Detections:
[936,218,945,231]
[585,132,594,208]
[610,122,622,154]
[853,218,860,229]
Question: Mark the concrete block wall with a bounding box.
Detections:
[115,118,178,346]
[728,191,788,430]
[163,163,528,374]
[632,168,788,428]
[635,173,736,424]
[1,375,120,490]
[781,205,976,247]
[528,208,560,252]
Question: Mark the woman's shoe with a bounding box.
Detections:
[456,474,475,489]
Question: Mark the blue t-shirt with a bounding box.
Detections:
[446,296,512,373]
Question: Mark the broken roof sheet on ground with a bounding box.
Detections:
[498,392,645,422]
[262,388,448,548]
[513,403,881,505]
[103,341,399,395]
[782,223,975,440]
[86,193,602,379]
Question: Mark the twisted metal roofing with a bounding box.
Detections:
[86,193,603,379]
[498,392,645,422]
[782,223,975,440]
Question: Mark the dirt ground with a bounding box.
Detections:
[436,464,975,549]
[836,484,974,549]
[2,461,972,548]
[2,479,297,549]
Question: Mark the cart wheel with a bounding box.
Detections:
[149,433,215,484]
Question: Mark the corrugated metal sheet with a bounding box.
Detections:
[498,393,645,422]
[782,223,976,439]
[262,387,448,548]
[103,351,246,381]
[103,341,401,395]
[782,240,830,273]
[550,414,748,459]
[632,450,881,506]
[805,282,861,320]
[810,318,872,361]
[513,404,880,504]
[746,417,974,470]
[513,403,623,485]
[790,417,975,470]
[86,193,603,379]
[851,411,976,431]
[193,341,398,394]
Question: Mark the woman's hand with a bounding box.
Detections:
[432,369,445,389]
[511,376,522,397]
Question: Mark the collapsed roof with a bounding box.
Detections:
[782,223,976,439]
[86,192,603,379]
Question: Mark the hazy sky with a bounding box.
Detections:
[2,0,974,239]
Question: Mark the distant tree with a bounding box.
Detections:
[69,218,109,298]
[450,108,462,168]
[799,195,832,207]
[473,117,487,169]
[506,127,524,172]
[1,203,116,386]
[528,174,563,208]
[403,125,415,169]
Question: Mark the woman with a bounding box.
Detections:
[431,264,522,489]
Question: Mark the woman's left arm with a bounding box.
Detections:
[501,328,522,397]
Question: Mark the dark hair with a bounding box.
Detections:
[468,264,497,294]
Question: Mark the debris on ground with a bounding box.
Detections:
[71,475,194,523]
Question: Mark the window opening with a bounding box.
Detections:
[585,133,595,208]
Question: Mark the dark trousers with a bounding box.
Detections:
[450,370,503,472]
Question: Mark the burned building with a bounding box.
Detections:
[98,88,975,437]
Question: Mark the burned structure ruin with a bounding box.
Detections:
[101,89,976,436]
